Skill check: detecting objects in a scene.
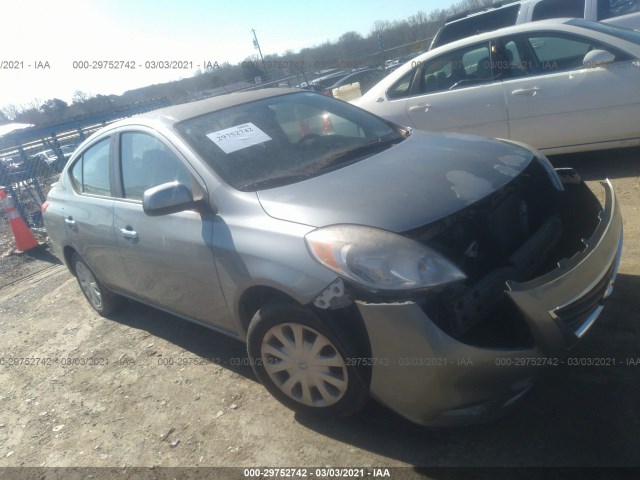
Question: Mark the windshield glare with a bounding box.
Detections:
[568,18,640,45]
[175,92,403,191]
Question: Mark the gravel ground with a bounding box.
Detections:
[0,149,638,478]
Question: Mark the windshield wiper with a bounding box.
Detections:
[242,173,313,191]
[316,136,401,172]
[241,136,403,191]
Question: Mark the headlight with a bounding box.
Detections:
[305,225,467,292]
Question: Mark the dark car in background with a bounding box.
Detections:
[431,0,640,49]
[299,70,348,92]
[43,88,622,426]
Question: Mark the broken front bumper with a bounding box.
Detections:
[356,180,623,426]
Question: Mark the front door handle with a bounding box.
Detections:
[512,87,540,96]
[120,227,138,241]
[64,217,76,227]
[408,104,432,113]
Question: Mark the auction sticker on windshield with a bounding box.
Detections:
[206,123,272,154]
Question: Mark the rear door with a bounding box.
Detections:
[64,136,120,286]
[405,41,510,139]
[501,31,640,151]
[111,129,232,329]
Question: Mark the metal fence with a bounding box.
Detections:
[0,139,71,252]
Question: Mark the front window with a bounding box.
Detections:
[175,92,404,191]
[119,132,192,201]
[528,35,593,68]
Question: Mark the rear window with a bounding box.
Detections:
[433,4,520,48]
[597,0,640,20]
[531,0,585,21]
[568,18,640,44]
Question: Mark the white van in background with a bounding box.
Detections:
[431,0,640,49]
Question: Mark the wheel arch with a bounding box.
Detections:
[63,245,78,275]
[237,285,298,338]
[237,283,372,386]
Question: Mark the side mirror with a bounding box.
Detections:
[583,49,616,68]
[143,181,195,216]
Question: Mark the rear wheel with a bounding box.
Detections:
[247,302,368,419]
[72,252,124,315]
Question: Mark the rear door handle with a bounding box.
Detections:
[120,227,138,241]
[512,87,540,96]
[408,104,431,112]
[64,217,76,227]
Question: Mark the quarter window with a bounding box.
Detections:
[387,70,416,99]
[70,138,111,196]
[120,132,192,201]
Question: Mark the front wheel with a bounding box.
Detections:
[72,252,124,315]
[247,302,368,419]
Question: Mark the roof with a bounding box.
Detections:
[134,88,299,125]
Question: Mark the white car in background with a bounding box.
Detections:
[355,19,640,155]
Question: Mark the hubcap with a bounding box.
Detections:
[261,322,348,407]
[76,261,103,310]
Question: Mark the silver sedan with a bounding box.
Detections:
[43,89,622,426]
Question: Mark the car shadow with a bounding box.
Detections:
[103,273,640,468]
[106,300,256,380]
[27,243,62,265]
[549,147,640,181]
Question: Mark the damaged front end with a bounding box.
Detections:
[311,159,623,426]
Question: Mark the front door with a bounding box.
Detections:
[112,130,232,329]
[501,32,640,151]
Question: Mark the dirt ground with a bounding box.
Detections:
[0,149,639,478]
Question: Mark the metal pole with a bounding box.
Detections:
[251,29,264,62]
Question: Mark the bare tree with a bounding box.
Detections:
[0,104,20,121]
[72,90,90,104]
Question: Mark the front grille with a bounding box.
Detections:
[552,257,617,332]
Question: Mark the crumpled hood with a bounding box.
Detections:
[257,131,535,232]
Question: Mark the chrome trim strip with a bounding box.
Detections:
[575,305,604,338]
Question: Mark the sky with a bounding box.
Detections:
[0,0,456,111]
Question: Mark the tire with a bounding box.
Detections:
[247,302,368,419]
[71,252,124,315]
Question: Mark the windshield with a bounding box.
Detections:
[568,18,640,45]
[175,91,405,191]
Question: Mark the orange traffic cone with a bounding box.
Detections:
[0,187,39,252]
